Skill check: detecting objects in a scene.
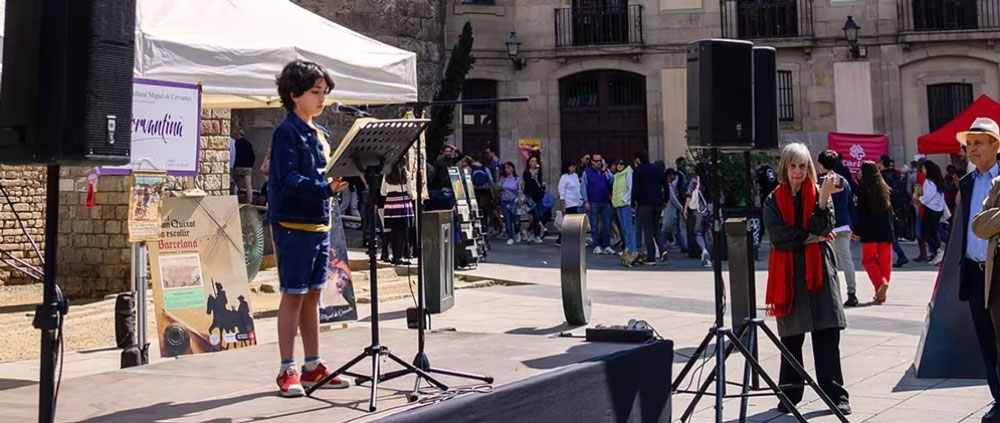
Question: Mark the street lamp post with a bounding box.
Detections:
[506,32,526,70]
[842,16,862,59]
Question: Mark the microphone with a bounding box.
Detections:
[331,101,371,117]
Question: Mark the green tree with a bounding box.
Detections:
[425,21,475,158]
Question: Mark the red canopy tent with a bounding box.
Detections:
[918,95,1000,154]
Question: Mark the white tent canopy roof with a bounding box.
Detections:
[1,0,418,109]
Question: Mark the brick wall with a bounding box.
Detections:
[0,109,232,299]
[0,166,46,286]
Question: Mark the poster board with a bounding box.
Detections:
[320,197,358,323]
[449,167,469,203]
[127,171,167,242]
[148,196,256,357]
[519,138,541,169]
[828,132,889,176]
[101,79,202,176]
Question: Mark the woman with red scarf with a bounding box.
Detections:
[763,143,851,415]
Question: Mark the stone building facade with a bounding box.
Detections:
[0,110,232,298]
[445,0,1000,188]
[235,0,448,190]
[0,166,46,287]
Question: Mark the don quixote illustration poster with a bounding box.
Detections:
[148,196,257,357]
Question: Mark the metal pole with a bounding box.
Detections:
[38,165,61,423]
[137,242,148,351]
[710,148,726,422]
[743,150,759,390]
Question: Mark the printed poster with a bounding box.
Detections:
[101,78,202,176]
[320,197,358,323]
[519,138,541,169]
[127,170,167,242]
[148,196,256,357]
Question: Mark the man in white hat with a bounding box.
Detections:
[962,117,1000,421]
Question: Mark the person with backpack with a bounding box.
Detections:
[470,154,497,236]
[684,162,715,268]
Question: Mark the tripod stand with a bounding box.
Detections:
[671,148,848,423]
[352,107,493,401]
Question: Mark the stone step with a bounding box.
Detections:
[350,265,418,285]
[354,276,415,304]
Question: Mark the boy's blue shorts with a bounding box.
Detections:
[272,225,329,295]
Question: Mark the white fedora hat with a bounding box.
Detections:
[957,117,1000,150]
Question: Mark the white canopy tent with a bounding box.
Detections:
[0,0,419,109]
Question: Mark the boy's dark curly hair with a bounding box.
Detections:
[275,60,335,112]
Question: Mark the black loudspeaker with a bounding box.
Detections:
[753,46,779,150]
[374,341,674,423]
[0,0,135,165]
[687,39,754,148]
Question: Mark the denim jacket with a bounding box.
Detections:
[266,113,334,225]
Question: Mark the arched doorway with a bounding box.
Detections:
[560,70,647,166]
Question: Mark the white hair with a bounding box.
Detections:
[776,142,818,185]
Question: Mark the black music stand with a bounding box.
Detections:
[303,119,447,412]
[359,113,493,402]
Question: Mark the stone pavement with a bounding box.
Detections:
[0,237,990,422]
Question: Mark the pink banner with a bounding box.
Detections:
[827,132,889,176]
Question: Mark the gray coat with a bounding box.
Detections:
[763,190,848,337]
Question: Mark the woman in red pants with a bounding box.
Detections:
[852,161,895,303]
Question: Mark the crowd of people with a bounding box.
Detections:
[443,145,727,269]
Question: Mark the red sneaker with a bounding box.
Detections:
[301,361,350,389]
[276,368,305,398]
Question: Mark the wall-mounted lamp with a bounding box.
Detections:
[506,32,526,71]
[842,16,866,59]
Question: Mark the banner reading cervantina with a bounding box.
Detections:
[148,196,257,357]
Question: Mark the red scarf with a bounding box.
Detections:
[766,181,824,317]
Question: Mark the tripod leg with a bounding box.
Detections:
[672,330,715,391]
[756,321,849,423]
[387,352,449,390]
[714,329,726,423]
[429,367,494,383]
[739,327,756,422]
[368,352,381,412]
[376,368,412,384]
[722,330,807,423]
[679,336,738,422]
[305,351,368,396]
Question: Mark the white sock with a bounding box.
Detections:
[303,356,322,371]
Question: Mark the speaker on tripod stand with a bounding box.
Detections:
[0,2,137,423]
[673,39,849,423]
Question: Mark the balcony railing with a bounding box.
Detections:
[554,4,643,47]
[898,0,1000,32]
[721,0,814,39]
